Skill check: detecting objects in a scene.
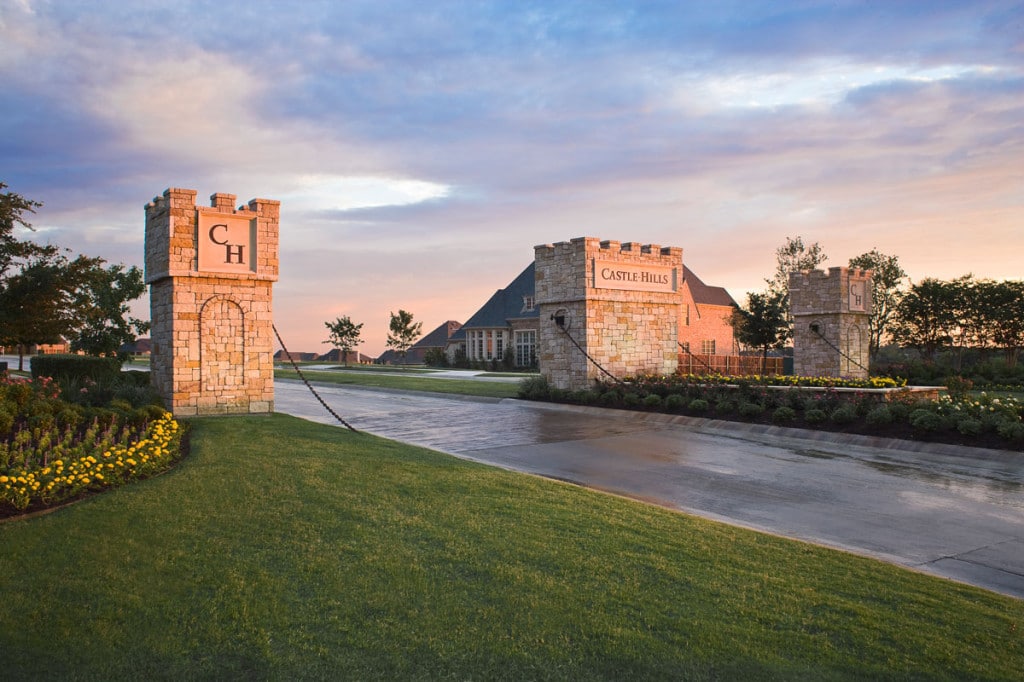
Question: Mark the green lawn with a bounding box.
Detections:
[1,414,1020,680]
[275,367,522,398]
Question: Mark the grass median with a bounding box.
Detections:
[275,367,522,399]
[1,414,1020,680]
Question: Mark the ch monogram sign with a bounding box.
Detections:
[197,212,257,274]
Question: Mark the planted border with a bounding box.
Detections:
[519,374,1024,449]
[1,376,184,516]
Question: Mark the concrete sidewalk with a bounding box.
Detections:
[275,379,1024,599]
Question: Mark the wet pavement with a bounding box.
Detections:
[286,380,1023,598]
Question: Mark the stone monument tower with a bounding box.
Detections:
[145,188,279,416]
[789,266,872,379]
[535,237,682,391]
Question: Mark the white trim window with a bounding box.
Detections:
[701,339,716,355]
[515,330,536,367]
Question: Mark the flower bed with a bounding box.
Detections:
[518,374,1024,450]
[1,375,184,516]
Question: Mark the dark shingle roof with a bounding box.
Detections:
[448,260,732,342]
[455,263,538,335]
[410,320,462,350]
[683,265,736,307]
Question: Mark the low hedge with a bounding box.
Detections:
[518,375,1024,449]
[30,354,122,383]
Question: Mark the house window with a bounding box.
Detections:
[682,303,690,326]
[495,332,504,360]
[523,295,535,312]
[680,341,690,353]
[515,330,536,367]
[701,339,716,355]
[475,331,484,360]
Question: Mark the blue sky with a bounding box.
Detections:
[2,0,1022,354]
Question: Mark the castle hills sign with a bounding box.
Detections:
[593,259,678,293]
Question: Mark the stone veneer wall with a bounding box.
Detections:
[790,266,872,379]
[145,188,279,416]
[535,237,682,391]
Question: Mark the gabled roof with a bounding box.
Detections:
[274,350,319,362]
[317,349,374,363]
[683,265,737,307]
[454,263,538,338]
[410,320,462,350]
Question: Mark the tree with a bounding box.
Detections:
[766,236,828,302]
[889,278,960,362]
[386,309,422,364]
[848,249,907,360]
[323,315,364,366]
[0,182,149,367]
[0,257,76,369]
[765,236,828,339]
[729,291,790,375]
[0,181,49,279]
[68,263,149,359]
[983,279,1024,368]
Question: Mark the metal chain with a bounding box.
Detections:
[272,324,357,432]
[557,325,622,384]
[810,325,871,375]
[677,342,714,373]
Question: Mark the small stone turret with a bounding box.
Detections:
[145,188,279,416]
[789,266,872,379]
[535,237,682,390]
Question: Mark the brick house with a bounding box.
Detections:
[447,260,737,368]
[377,320,462,365]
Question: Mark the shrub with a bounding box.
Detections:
[570,390,596,405]
[945,375,974,400]
[887,400,911,421]
[997,421,1024,442]
[642,394,663,408]
[956,418,983,437]
[738,402,764,418]
[622,392,642,407]
[865,405,893,426]
[715,398,738,414]
[664,394,685,410]
[910,409,946,432]
[830,405,858,425]
[772,406,797,424]
[688,398,709,412]
[804,409,827,424]
[31,354,121,384]
[600,390,622,407]
[518,376,550,400]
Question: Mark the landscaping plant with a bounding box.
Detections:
[0,374,182,515]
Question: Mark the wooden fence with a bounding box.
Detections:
[676,353,783,377]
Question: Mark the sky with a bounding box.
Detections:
[2,0,1022,356]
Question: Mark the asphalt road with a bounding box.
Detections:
[274,379,1024,600]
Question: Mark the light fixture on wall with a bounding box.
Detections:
[551,308,571,330]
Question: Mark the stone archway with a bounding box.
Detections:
[200,296,246,396]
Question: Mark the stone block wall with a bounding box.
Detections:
[535,237,682,390]
[145,188,279,416]
[790,266,872,379]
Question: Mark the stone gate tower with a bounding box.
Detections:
[535,237,682,391]
[789,266,872,379]
[145,188,279,416]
